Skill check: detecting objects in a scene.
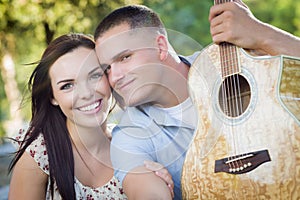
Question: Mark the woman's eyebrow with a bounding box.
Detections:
[88,66,103,75]
[57,79,73,85]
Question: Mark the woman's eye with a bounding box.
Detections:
[90,72,104,80]
[60,83,73,90]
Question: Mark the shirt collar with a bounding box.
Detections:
[141,104,195,129]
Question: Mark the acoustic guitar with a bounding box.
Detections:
[181,1,300,199]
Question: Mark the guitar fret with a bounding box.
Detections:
[215,0,233,5]
[215,0,240,78]
[220,43,240,78]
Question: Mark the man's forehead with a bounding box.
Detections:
[95,27,160,61]
[97,26,160,44]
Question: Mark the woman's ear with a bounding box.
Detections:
[51,99,58,106]
[157,35,169,61]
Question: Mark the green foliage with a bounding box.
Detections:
[245,0,300,36]
[147,0,213,51]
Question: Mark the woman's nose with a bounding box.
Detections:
[77,82,94,99]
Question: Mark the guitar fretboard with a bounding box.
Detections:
[214,0,241,78]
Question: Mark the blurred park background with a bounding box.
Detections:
[0,0,300,197]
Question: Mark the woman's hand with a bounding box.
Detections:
[144,160,174,198]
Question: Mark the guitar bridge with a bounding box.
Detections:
[214,149,271,174]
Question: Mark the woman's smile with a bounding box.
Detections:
[77,99,102,113]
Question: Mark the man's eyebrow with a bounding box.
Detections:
[99,49,131,70]
[111,49,131,61]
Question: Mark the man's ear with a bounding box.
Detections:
[157,35,169,61]
[51,99,58,106]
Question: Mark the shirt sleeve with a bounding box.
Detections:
[110,125,156,184]
[13,129,50,175]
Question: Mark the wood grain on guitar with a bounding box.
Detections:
[181,1,300,197]
[181,43,300,200]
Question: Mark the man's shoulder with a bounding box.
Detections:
[180,51,200,66]
[112,106,154,140]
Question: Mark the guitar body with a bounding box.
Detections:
[181,43,300,199]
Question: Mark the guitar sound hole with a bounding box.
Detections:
[218,74,251,117]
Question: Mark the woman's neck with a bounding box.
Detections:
[66,120,110,156]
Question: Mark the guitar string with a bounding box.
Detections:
[219,0,242,170]
[230,45,245,171]
[222,42,248,172]
[221,43,235,171]
[216,0,233,171]
[224,43,238,171]
[217,0,244,172]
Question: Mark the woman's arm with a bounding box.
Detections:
[9,152,48,200]
[209,0,300,57]
[123,165,172,200]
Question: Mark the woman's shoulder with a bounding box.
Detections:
[14,129,50,175]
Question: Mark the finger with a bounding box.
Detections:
[168,183,174,198]
[210,21,225,39]
[144,160,163,171]
[155,170,173,186]
[212,32,226,44]
[158,171,174,198]
[209,4,224,22]
[144,160,174,197]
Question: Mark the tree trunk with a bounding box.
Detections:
[0,52,23,137]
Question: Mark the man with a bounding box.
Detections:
[94,5,198,200]
[94,2,300,200]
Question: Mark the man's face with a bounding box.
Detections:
[95,24,167,107]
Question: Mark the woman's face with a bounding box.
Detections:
[49,47,112,129]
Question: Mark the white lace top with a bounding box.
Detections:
[14,129,128,200]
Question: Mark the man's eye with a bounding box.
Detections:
[120,54,131,62]
[60,83,73,90]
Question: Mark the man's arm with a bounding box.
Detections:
[111,125,173,200]
[123,166,172,200]
[209,0,300,57]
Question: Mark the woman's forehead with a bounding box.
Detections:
[50,48,99,78]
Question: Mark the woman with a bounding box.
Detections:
[8,33,173,199]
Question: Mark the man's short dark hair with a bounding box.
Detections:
[94,5,166,40]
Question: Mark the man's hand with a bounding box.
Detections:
[209,0,266,53]
[144,160,174,198]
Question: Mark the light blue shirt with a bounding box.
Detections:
[111,98,197,200]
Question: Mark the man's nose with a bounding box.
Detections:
[109,63,125,88]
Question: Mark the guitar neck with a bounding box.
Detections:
[214,0,241,78]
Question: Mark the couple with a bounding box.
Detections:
[8,1,300,200]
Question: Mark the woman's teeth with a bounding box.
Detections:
[79,101,100,111]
